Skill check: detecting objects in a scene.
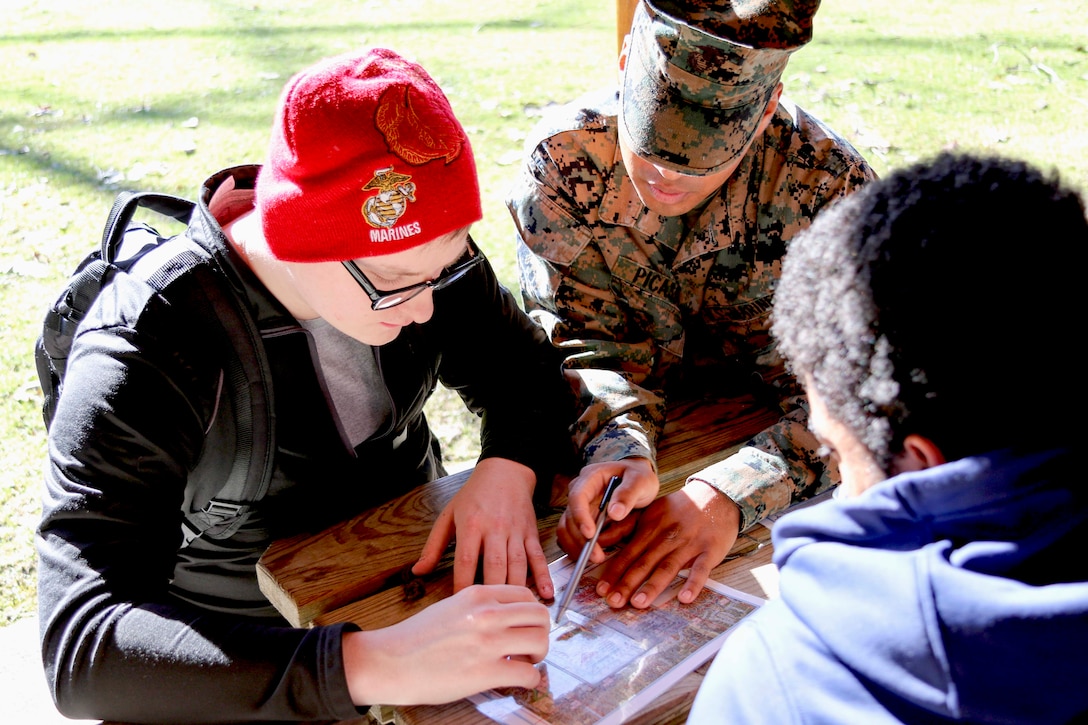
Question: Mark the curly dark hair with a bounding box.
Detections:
[771,151,1087,470]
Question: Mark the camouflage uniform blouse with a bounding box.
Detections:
[508,89,876,530]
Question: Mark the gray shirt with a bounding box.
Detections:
[302,317,390,448]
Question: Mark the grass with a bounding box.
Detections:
[2,0,1085,626]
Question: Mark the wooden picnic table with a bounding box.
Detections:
[257,393,785,725]
[257,393,780,628]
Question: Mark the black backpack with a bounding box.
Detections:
[34,190,274,545]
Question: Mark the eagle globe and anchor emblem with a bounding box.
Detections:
[362,167,416,229]
[360,81,467,233]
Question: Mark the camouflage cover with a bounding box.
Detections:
[621,0,801,173]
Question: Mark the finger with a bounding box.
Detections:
[472,590,553,638]
[598,535,670,606]
[523,537,554,600]
[600,544,665,605]
[605,477,640,521]
[495,659,544,690]
[503,634,549,668]
[595,526,654,591]
[484,583,546,605]
[566,475,606,538]
[452,534,483,592]
[413,509,454,576]
[498,614,551,664]
[555,508,584,556]
[594,513,637,549]
[502,536,528,588]
[625,552,690,609]
[678,552,714,604]
[477,530,510,586]
[607,470,658,519]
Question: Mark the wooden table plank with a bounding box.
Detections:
[257,469,471,627]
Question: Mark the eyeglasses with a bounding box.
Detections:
[342,236,485,310]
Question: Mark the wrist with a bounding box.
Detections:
[341,629,388,706]
[684,479,741,533]
[474,456,536,490]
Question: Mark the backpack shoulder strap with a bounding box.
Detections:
[102,191,274,544]
[108,192,274,545]
[175,244,274,545]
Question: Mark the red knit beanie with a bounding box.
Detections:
[257,48,482,262]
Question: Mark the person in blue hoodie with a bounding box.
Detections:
[688,151,1088,724]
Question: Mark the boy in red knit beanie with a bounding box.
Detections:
[37,48,576,722]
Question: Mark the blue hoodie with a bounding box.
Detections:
[689,447,1088,724]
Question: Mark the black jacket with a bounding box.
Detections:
[37,165,575,723]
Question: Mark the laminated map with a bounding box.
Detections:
[468,555,765,725]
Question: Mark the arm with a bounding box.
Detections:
[413,258,578,596]
[687,398,836,530]
[509,123,672,477]
[550,393,835,612]
[38,311,362,722]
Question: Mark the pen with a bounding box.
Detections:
[554,475,622,623]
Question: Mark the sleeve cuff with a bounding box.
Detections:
[686,446,796,531]
[584,428,655,471]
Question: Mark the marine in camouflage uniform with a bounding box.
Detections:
[509,0,875,556]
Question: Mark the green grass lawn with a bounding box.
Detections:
[2,0,1085,625]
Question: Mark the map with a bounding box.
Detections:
[468,556,764,725]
